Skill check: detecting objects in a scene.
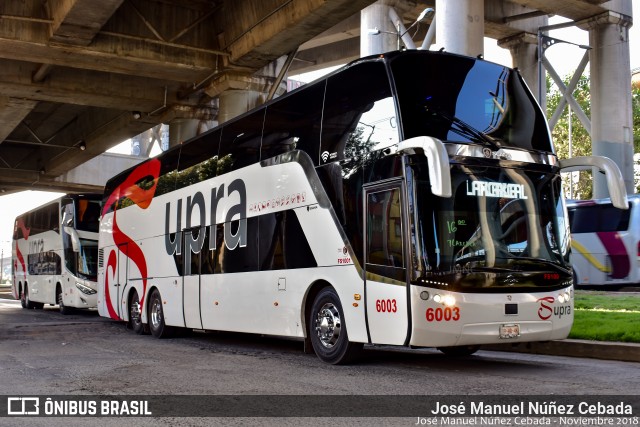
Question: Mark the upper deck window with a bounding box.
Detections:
[390,52,552,153]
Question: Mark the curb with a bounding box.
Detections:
[484,339,640,363]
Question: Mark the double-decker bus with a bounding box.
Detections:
[12,194,102,313]
[97,50,627,364]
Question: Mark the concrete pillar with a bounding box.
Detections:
[587,2,634,196]
[168,118,199,147]
[361,1,398,56]
[435,0,484,57]
[217,90,263,124]
[499,32,546,111]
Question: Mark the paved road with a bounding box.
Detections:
[1,291,638,426]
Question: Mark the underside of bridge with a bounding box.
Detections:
[0,0,630,195]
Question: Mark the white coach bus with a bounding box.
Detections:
[13,194,102,313]
[97,50,627,364]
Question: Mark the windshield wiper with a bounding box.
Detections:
[505,257,571,276]
[426,107,500,151]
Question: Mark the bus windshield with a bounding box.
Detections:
[390,51,552,153]
[409,160,571,292]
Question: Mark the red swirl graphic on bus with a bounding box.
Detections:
[537,296,555,320]
[15,217,30,281]
[103,159,161,319]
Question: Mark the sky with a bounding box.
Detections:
[1,2,640,259]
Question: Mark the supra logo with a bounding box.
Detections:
[7,397,40,415]
[537,296,572,320]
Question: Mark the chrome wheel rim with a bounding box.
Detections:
[314,303,341,348]
[130,294,141,325]
[150,297,163,329]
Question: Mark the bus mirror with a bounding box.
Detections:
[63,226,80,252]
[559,156,628,209]
[397,136,452,197]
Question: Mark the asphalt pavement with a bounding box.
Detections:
[1,283,638,363]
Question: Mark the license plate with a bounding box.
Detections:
[500,323,520,339]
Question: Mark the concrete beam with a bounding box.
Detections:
[507,0,608,21]
[50,0,124,46]
[221,0,376,68]
[0,60,183,111]
[0,97,38,142]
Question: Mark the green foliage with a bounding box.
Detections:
[548,75,640,196]
[546,74,593,199]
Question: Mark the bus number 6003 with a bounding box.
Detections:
[426,307,460,322]
[375,299,397,313]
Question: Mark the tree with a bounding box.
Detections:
[546,74,593,199]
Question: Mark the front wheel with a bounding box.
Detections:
[309,287,362,364]
[148,289,176,338]
[57,287,71,315]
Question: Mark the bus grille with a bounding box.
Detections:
[98,248,104,268]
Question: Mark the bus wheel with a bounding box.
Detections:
[19,284,27,309]
[148,289,175,338]
[57,287,71,315]
[309,287,362,364]
[22,285,36,310]
[437,345,480,357]
[128,290,149,335]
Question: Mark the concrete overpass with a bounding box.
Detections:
[0,0,634,197]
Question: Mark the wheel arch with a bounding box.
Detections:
[301,279,334,338]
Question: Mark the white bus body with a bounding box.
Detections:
[12,194,101,313]
[97,51,626,363]
[568,196,640,288]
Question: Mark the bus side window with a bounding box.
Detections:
[218,110,265,173]
[321,61,397,166]
[262,80,325,164]
[175,129,221,190]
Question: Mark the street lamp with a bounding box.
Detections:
[368,7,435,50]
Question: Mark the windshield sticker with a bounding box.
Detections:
[466,180,528,200]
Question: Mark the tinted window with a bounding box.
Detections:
[175,129,221,190]
[218,110,265,174]
[262,81,325,163]
[569,204,631,233]
[391,51,551,152]
[321,61,396,165]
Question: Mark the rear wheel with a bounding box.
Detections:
[309,287,362,364]
[128,290,149,334]
[57,286,71,315]
[148,289,176,338]
[19,284,27,308]
[22,285,36,310]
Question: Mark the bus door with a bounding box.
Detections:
[114,242,129,319]
[363,182,410,345]
[182,226,203,329]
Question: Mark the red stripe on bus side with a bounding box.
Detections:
[596,231,630,279]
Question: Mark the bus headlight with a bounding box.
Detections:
[558,290,571,304]
[443,295,456,307]
[75,282,97,295]
[432,294,456,307]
